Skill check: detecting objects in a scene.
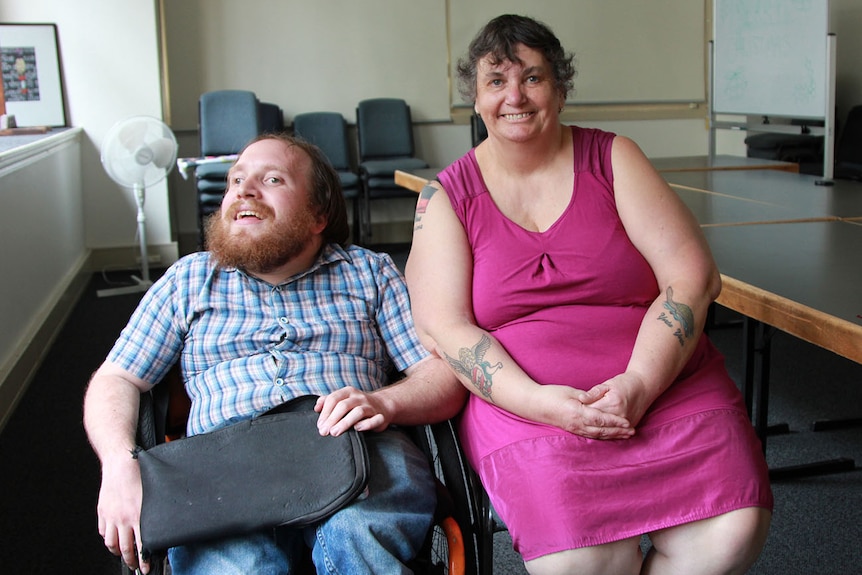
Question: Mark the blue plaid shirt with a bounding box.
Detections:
[107,244,428,435]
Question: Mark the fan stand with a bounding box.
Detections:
[98,183,154,298]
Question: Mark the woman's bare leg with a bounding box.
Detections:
[643,507,772,575]
[525,536,643,575]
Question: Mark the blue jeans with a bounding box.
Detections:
[167,429,435,574]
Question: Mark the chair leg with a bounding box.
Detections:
[350,197,362,246]
[360,186,372,245]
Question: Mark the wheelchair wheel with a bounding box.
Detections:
[411,420,490,575]
[119,553,167,575]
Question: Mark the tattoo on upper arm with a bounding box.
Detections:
[413,184,437,231]
[656,286,695,347]
[443,334,502,400]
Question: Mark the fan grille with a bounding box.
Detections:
[101,116,178,188]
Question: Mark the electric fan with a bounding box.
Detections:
[97,116,178,297]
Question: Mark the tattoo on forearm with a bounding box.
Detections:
[443,335,502,400]
[657,286,695,347]
[413,184,437,231]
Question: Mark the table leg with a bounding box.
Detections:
[740,317,856,479]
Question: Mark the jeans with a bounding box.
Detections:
[167,428,435,574]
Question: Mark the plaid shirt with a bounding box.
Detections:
[108,244,428,435]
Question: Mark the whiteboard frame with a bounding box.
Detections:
[708,35,836,180]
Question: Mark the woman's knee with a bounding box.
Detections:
[524,538,643,575]
[716,507,772,568]
[647,507,772,574]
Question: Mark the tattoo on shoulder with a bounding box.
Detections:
[443,334,502,401]
[413,184,437,231]
[656,286,695,347]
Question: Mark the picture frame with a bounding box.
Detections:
[0,23,66,127]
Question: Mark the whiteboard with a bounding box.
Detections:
[712,0,830,118]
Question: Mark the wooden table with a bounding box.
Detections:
[394,168,440,194]
[651,154,799,173]
[666,169,862,222]
[705,220,862,477]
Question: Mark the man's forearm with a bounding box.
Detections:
[83,364,145,463]
[378,356,467,426]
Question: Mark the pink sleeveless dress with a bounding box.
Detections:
[437,126,773,560]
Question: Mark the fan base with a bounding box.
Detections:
[97,275,153,298]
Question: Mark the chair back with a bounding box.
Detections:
[199,90,261,156]
[293,112,352,171]
[837,105,862,165]
[259,102,285,134]
[356,98,415,160]
[471,113,488,147]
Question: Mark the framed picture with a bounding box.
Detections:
[0,24,66,127]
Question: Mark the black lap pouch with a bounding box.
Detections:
[136,394,369,555]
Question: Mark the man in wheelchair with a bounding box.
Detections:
[83,134,466,574]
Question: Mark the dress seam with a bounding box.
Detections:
[474,406,749,463]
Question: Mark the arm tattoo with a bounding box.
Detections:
[413,184,437,231]
[443,334,502,400]
[656,286,695,347]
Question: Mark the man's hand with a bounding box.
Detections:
[314,387,393,436]
[97,454,149,573]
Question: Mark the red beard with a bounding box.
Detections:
[204,200,320,275]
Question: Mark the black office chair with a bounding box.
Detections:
[126,366,484,575]
[834,105,862,181]
[293,112,362,242]
[471,113,488,148]
[258,101,285,134]
[195,90,261,247]
[356,98,429,245]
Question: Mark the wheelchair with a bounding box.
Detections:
[122,366,491,575]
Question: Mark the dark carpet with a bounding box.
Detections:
[0,269,148,574]
[2,258,862,574]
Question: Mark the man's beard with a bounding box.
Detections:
[204,200,320,275]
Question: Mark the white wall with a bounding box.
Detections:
[0,0,171,427]
[0,130,87,426]
[0,0,175,261]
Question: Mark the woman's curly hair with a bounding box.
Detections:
[456,14,576,104]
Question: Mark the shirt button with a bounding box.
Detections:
[275,378,284,386]
[279,317,289,324]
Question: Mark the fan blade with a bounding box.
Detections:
[149,137,178,169]
[118,120,149,151]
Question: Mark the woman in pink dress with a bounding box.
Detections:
[406,14,773,575]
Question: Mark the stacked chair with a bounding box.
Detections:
[258,101,285,134]
[356,98,428,245]
[292,112,361,242]
[195,90,283,248]
[197,95,427,246]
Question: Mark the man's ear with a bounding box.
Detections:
[312,214,328,236]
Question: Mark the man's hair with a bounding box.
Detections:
[240,133,351,246]
[456,14,576,104]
